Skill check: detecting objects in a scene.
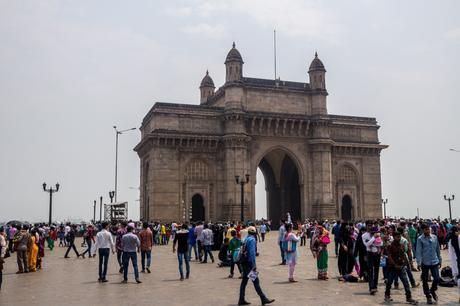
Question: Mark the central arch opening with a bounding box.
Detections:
[255,149,301,223]
[191,194,205,222]
[341,195,352,221]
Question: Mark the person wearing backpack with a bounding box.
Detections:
[228,229,242,278]
[237,226,274,306]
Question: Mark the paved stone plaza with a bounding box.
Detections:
[1,234,458,306]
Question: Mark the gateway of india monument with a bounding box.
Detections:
[135,43,387,223]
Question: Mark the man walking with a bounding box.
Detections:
[201,224,214,263]
[416,223,442,304]
[238,226,274,306]
[188,223,198,261]
[95,222,115,282]
[384,231,417,304]
[173,223,190,280]
[332,220,341,256]
[121,225,141,284]
[363,222,382,295]
[64,225,81,258]
[116,221,127,273]
[139,222,153,273]
[278,220,286,265]
[15,225,30,273]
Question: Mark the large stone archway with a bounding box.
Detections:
[135,43,387,222]
[257,148,302,223]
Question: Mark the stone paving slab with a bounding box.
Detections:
[1,234,459,306]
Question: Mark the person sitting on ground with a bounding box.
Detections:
[218,238,231,267]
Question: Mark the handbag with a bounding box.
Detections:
[321,235,331,245]
[380,255,387,267]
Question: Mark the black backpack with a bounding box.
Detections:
[234,241,248,264]
[441,266,453,278]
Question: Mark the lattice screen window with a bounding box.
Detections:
[337,165,358,184]
[185,160,209,181]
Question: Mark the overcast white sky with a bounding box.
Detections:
[1,0,459,222]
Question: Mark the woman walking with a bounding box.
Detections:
[284,223,300,282]
[28,229,39,272]
[337,223,355,278]
[81,224,96,258]
[311,224,330,280]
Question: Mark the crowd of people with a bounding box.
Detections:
[1,216,460,305]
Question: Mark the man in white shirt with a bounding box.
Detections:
[95,222,115,282]
[362,221,383,295]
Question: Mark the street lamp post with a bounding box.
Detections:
[42,182,60,225]
[113,126,136,202]
[93,200,96,223]
[235,174,250,223]
[109,191,115,203]
[99,196,103,223]
[381,198,388,219]
[444,194,455,221]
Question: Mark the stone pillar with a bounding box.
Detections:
[308,121,335,219]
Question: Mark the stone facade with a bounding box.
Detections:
[135,43,388,223]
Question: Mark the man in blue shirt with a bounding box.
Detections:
[188,223,198,261]
[332,220,341,256]
[416,223,441,304]
[278,220,286,265]
[238,226,274,306]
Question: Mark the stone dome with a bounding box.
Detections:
[200,70,215,88]
[225,42,243,63]
[308,52,326,72]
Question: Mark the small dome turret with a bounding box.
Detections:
[225,42,244,83]
[308,52,326,90]
[200,70,215,88]
[308,52,326,72]
[199,70,215,104]
[225,42,244,64]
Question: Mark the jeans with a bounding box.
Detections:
[230,257,242,275]
[261,233,265,242]
[300,236,306,246]
[279,241,285,263]
[367,252,381,291]
[197,241,203,261]
[239,263,268,303]
[98,248,110,280]
[177,252,190,278]
[116,249,123,268]
[421,264,440,297]
[81,239,92,257]
[16,250,28,272]
[203,245,214,262]
[141,250,151,270]
[65,243,80,257]
[334,238,339,256]
[122,251,139,281]
[385,266,412,298]
[188,243,198,260]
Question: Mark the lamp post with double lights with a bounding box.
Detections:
[235,174,250,223]
[444,194,455,221]
[381,198,388,219]
[109,191,115,203]
[113,126,136,202]
[43,182,60,225]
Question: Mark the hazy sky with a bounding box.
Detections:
[1,0,459,222]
